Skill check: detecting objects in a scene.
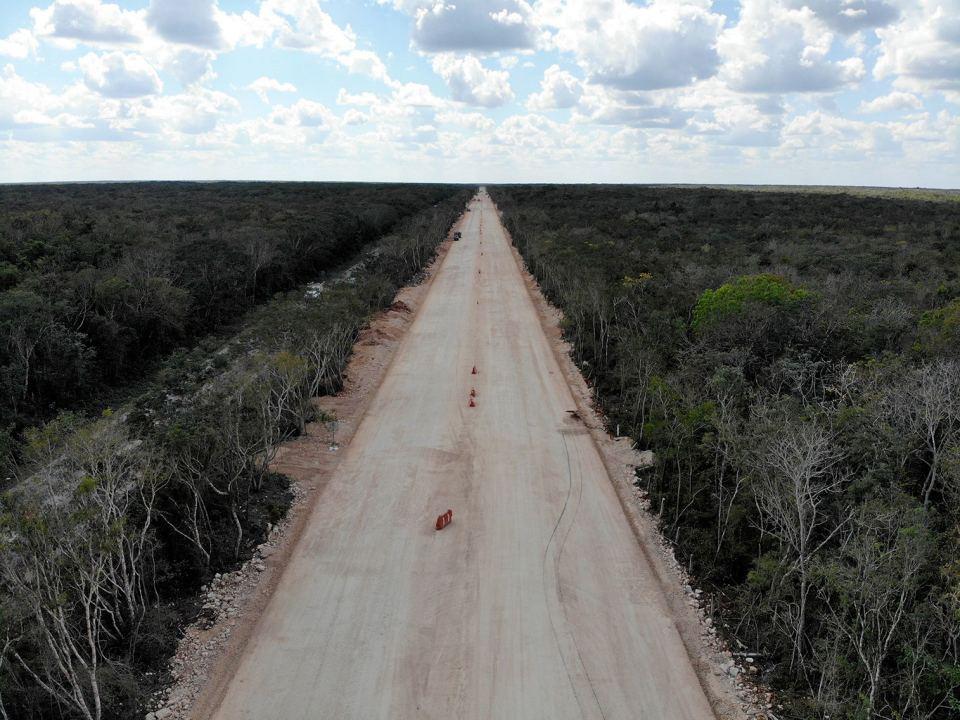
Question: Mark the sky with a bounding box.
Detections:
[0,0,958,186]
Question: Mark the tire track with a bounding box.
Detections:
[541,429,606,720]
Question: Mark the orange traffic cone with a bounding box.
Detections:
[471,366,477,375]
[468,397,476,408]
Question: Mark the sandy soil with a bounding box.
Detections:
[197,191,741,720]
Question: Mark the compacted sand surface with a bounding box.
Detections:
[205,191,716,720]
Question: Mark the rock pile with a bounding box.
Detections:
[145,482,306,720]
[652,523,781,719]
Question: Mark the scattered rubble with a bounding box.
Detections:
[145,483,307,720]
[148,224,458,720]
[647,505,776,718]
[510,220,773,719]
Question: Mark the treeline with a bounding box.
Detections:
[489,185,960,719]
[0,182,464,474]
[0,188,471,719]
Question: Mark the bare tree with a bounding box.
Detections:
[885,359,960,509]
[305,324,355,398]
[0,416,162,720]
[706,373,748,560]
[751,417,847,668]
[816,498,930,717]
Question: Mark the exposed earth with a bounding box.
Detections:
[189,190,756,719]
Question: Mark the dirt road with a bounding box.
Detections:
[207,190,716,719]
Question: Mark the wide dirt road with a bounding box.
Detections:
[208,191,715,719]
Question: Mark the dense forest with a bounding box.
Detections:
[0,182,463,476]
[0,182,470,719]
[489,185,960,719]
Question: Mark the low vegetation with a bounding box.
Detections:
[490,184,960,719]
[0,183,469,719]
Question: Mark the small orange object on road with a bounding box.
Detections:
[435,509,453,531]
[471,366,478,374]
[468,397,476,407]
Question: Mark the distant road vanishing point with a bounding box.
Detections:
[204,190,717,720]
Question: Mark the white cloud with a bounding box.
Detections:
[343,108,368,125]
[147,0,222,49]
[436,110,496,129]
[271,98,335,129]
[78,51,162,98]
[779,110,907,158]
[0,30,39,59]
[339,49,391,82]
[719,0,866,93]
[248,76,297,102]
[0,0,955,184]
[246,1,392,83]
[264,0,356,56]
[379,0,536,52]
[337,89,381,106]
[538,0,724,90]
[31,0,144,45]
[0,63,61,129]
[677,80,784,145]
[875,0,960,93]
[785,0,898,34]
[859,91,923,113]
[125,87,240,134]
[431,53,515,106]
[165,48,215,85]
[492,113,566,150]
[393,81,446,108]
[490,9,525,26]
[574,85,692,128]
[527,64,582,109]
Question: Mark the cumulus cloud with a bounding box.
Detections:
[250,1,392,82]
[492,113,566,150]
[265,0,356,55]
[271,98,335,128]
[147,0,223,49]
[785,0,898,34]
[0,63,61,130]
[342,108,368,125]
[0,0,956,182]
[165,48,215,85]
[379,0,536,52]
[31,0,144,44]
[339,49,391,82]
[575,86,692,129]
[779,110,908,158]
[719,0,866,93]
[436,110,496,130]
[337,89,381,106]
[859,91,923,113]
[78,51,162,98]
[875,0,960,93]
[0,30,39,59]
[393,81,446,108]
[678,81,784,146]
[248,76,298,102]
[527,64,582,109]
[431,53,515,106]
[538,0,724,90]
[126,87,239,134]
